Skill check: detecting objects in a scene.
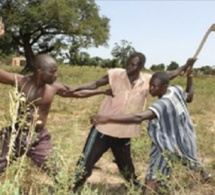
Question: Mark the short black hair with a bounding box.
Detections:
[151,71,169,85]
[128,52,146,67]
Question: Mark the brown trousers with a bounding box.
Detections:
[0,125,53,174]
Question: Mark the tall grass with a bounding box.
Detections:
[0,64,214,194]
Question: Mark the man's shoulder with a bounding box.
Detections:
[169,85,183,93]
[19,75,31,84]
[141,72,152,76]
[108,68,126,78]
[50,82,64,89]
[44,82,65,96]
[140,72,152,81]
[108,68,125,74]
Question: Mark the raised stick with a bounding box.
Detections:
[186,24,215,74]
[193,24,215,58]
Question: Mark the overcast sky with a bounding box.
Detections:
[84,1,215,68]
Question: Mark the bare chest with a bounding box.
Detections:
[20,83,55,107]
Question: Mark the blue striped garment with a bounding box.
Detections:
[146,85,202,180]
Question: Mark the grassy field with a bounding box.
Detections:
[0,64,214,195]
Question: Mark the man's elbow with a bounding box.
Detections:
[186,95,193,103]
[167,72,176,80]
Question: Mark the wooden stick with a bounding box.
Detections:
[193,24,215,58]
[186,24,215,75]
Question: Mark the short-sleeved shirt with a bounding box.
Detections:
[96,68,151,138]
[147,85,198,162]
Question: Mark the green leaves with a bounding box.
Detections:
[0,0,110,68]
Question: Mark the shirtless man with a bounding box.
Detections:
[0,23,108,179]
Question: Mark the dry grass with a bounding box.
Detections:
[0,64,214,194]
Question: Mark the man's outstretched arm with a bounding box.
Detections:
[185,68,194,103]
[0,22,22,86]
[70,75,109,92]
[0,69,23,85]
[55,82,113,98]
[91,109,156,125]
[167,58,197,80]
[62,88,112,98]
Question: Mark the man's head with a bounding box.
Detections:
[33,54,58,84]
[149,71,169,98]
[125,52,146,76]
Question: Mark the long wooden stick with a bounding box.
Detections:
[193,24,215,58]
[186,24,215,74]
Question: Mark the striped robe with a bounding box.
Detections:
[146,85,202,180]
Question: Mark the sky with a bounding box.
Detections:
[84,1,215,69]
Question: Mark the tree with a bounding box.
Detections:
[111,40,136,66]
[150,63,165,71]
[0,0,110,70]
[199,65,213,75]
[77,51,90,66]
[68,37,82,65]
[167,61,179,71]
[101,58,118,68]
[89,56,103,67]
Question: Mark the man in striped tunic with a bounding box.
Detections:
[91,63,211,194]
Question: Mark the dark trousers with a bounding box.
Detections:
[74,127,139,191]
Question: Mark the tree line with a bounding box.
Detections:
[150,61,215,76]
